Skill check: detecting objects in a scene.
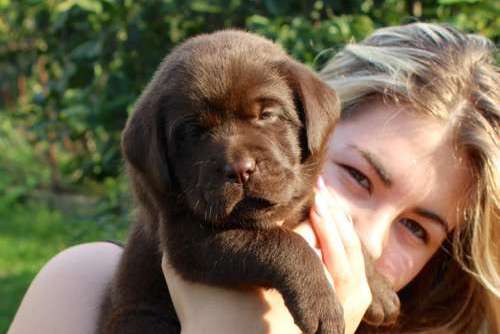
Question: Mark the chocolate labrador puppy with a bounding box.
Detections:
[98,30,399,334]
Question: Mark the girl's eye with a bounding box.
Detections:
[400,218,428,243]
[341,164,372,192]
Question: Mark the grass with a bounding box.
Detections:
[0,112,130,332]
[0,198,129,333]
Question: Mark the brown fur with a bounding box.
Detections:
[98,30,399,334]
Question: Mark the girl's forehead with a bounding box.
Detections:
[338,102,463,167]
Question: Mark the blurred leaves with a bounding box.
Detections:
[0,113,49,204]
[0,0,498,190]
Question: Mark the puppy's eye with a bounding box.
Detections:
[260,109,274,120]
[259,107,280,122]
[253,99,282,123]
[187,125,204,137]
[176,123,203,141]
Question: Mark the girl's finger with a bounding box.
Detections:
[316,177,366,277]
[311,191,352,285]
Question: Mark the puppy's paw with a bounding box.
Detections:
[286,289,345,334]
[364,272,400,326]
[315,304,345,334]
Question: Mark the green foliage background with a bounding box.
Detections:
[0,0,498,332]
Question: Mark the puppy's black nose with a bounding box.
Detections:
[224,157,256,183]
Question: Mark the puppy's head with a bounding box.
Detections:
[123,30,339,227]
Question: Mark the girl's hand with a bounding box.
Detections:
[307,176,372,334]
[162,254,302,334]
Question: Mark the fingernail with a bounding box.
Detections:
[314,191,329,219]
[316,176,326,190]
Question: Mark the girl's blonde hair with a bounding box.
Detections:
[320,23,499,333]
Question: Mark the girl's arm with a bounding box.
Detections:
[8,242,123,334]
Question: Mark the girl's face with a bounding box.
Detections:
[321,101,469,291]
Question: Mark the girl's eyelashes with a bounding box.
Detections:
[340,164,372,193]
[399,218,429,243]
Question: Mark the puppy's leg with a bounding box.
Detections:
[98,223,180,334]
[166,223,345,334]
[362,250,401,327]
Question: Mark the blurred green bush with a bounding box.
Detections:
[1,0,498,192]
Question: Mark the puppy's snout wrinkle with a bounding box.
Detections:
[224,157,256,184]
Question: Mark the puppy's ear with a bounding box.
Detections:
[121,89,171,194]
[279,60,340,157]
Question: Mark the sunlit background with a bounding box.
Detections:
[0,0,498,331]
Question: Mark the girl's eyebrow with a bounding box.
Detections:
[350,145,393,187]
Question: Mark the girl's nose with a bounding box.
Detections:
[353,210,394,260]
